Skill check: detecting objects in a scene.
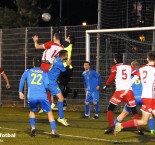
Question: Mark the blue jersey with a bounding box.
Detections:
[48,57,66,83]
[124,77,142,112]
[82,69,101,92]
[19,67,49,99]
[131,75,142,97]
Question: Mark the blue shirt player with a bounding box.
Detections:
[48,50,71,126]
[114,61,155,135]
[19,57,59,137]
[82,61,101,119]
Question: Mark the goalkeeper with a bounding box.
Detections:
[53,34,74,109]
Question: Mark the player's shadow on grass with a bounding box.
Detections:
[135,129,155,144]
[24,129,54,137]
[136,134,155,143]
[56,121,104,130]
[118,129,155,144]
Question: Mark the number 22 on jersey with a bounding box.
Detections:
[31,73,42,85]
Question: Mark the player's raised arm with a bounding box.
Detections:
[32,35,44,49]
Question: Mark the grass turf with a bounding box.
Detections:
[0,108,155,145]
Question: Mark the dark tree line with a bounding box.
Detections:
[0,0,54,28]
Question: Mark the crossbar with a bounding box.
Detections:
[86,26,155,61]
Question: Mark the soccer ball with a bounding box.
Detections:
[42,13,51,22]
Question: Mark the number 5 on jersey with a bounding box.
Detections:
[122,69,127,80]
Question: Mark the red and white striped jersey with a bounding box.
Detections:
[135,65,155,99]
[42,41,63,64]
[106,64,135,91]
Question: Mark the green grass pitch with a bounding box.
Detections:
[0,108,155,145]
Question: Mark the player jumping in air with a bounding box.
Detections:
[52,34,75,110]
[48,50,71,126]
[32,32,63,109]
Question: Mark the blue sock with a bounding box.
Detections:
[30,118,35,128]
[85,104,90,116]
[58,101,64,119]
[94,104,99,115]
[148,118,154,131]
[50,121,56,131]
[114,118,119,126]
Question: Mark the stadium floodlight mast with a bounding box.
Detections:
[85,26,155,62]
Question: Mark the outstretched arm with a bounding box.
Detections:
[120,75,139,98]
[1,72,10,89]
[32,35,44,49]
[106,71,116,85]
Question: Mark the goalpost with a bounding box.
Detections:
[86,26,155,62]
[86,26,155,105]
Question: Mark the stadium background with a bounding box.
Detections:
[0,0,155,110]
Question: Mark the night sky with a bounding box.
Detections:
[0,0,98,26]
[60,0,98,25]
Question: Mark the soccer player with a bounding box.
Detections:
[53,34,75,109]
[0,67,10,89]
[114,60,154,134]
[32,32,63,108]
[19,57,59,137]
[61,34,74,108]
[48,50,71,126]
[82,61,101,118]
[114,51,155,136]
[32,32,63,72]
[104,54,142,134]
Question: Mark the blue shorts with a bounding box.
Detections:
[28,97,51,113]
[49,82,61,96]
[124,97,142,112]
[85,91,99,103]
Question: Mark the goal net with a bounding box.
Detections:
[100,0,154,29]
[86,26,155,110]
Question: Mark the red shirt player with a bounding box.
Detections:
[32,32,63,72]
[103,53,142,135]
[114,51,155,136]
[0,67,10,89]
[32,32,63,105]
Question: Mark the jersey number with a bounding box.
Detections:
[122,69,127,80]
[51,50,59,58]
[143,70,147,83]
[31,73,42,85]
